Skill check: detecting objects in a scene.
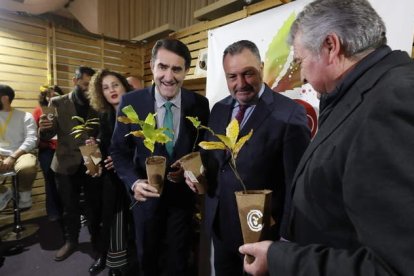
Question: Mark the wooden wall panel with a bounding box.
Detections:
[97,0,218,40]
[53,27,144,92]
[0,10,144,225]
[0,13,48,113]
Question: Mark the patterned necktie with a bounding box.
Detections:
[235,104,249,126]
[163,101,174,157]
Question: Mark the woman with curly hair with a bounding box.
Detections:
[87,69,133,276]
[32,85,63,221]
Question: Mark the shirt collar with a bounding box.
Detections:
[154,86,182,109]
[319,45,391,125]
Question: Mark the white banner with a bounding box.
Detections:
[207,0,414,137]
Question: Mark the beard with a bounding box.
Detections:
[74,85,89,105]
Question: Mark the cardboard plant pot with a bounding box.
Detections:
[41,106,57,121]
[79,144,102,176]
[235,189,273,263]
[146,156,166,194]
[180,152,206,195]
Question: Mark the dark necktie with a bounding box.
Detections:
[163,102,174,157]
[235,104,249,125]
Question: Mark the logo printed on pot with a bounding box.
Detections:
[247,209,263,232]
[47,113,55,121]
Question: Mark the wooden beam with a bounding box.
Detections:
[131,23,179,43]
[194,0,263,21]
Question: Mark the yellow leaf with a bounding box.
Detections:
[130,130,144,138]
[118,116,133,124]
[216,134,233,150]
[199,141,226,150]
[226,119,239,147]
[233,129,253,159]
[154,132,172,144]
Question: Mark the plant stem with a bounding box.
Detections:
[229,155,247,193]
[192,129,199,152]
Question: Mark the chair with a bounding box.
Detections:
[0,171,38,242]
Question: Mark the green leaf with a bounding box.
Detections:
[86,118,99,122]
[85,121,100,126]
[71,125,84,130]
[121,105,140,124]
[142,122,155,139]
[117,109,176,152]
[186,116,201,128]
[70,117,99,139]
[70,129,84,134]
[144,113,156,127]
[72,116,85,124]
[143,138,155,153]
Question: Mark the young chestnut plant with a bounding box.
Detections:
[187,116,253,193]
[117,105,172,155]
[70,116,100,139]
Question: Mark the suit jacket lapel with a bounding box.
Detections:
[217,88,272,165]
[174,89,193,157]
[139,87,156,117]
[291,87,363,187]
[67,92,81,132]
[239,87,273,137]
[213,96,233,166]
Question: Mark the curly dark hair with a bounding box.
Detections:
[89,69,132,113]
[38,85,63,106]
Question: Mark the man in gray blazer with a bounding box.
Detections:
[39,66,103,268]
[240,1,414,275]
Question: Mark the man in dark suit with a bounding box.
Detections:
[111,38,209,276]
[240,1,414,275]
[39,66,104,269]
[186,40,310,275]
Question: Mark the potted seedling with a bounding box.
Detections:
[199,119,272,263]
[118,105,172,194]
[70,116,102,175]
[178,116,210,194]
[39,85,57,120]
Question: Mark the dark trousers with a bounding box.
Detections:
[131,198,193,276]
[38,148,62,218]
[212,223,244,276]
[100,173,130,268]
[55,166,102,250]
